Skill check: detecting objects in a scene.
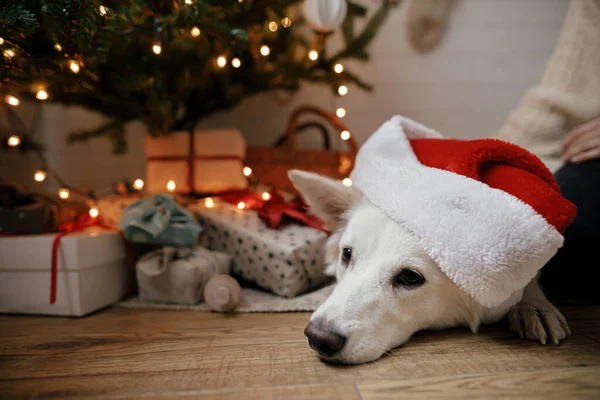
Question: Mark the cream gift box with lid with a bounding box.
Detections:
[145,129,248,195]
[0,229,129,316]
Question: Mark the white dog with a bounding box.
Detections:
[289,170,571,365]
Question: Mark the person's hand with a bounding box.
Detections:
[562,117,600,163]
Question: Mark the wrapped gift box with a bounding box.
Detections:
[190,199,328,298]
[145,129,248,195]
[0,229,129,316]
[91,195,140,229]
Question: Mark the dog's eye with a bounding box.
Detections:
[393,269,425,288]
[341,247,352,264]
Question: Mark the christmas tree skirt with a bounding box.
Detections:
[117,283,334,313]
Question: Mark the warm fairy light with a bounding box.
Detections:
[334,63,344,73]
[232,57,241,68]
[152,44,162,55]
[99,5,108,15]
[340,130,351,141]
[336,107,346,118]
[308,50,318,61]
[242,166,252,176]
[3,49,15,59]
[133,178,144,190]
[0,38,4,45]
[191,26,201,37]
[7,135,21,147]
[269,21,278,32]
[69,60,80,73]
[237,201,246,210]
[204,197,215,208]
[166,180,176,192]
[260,45,270,56]
[89,206,99,218]
[338,85,348,96]
[282,17,292,27]
[185,0,193,4]
[342,178,352,187]
[34,170,47,182]
[54,43,62,51]
[58,188,70,199]
[5,95,20,106]
[238,0,244,3]
[217,55,227,68]
[36,89,49,100]
[261,192,271,201]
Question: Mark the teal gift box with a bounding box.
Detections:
[119,194,202,247]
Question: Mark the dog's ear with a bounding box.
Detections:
[288,169,361,231]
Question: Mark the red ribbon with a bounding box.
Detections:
[219,191,328,233]
[50,213,134,304]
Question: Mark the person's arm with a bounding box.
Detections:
[496,0,600,160]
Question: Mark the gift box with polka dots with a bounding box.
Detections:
[190,199,329,298]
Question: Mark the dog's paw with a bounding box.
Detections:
[508,301,571,345]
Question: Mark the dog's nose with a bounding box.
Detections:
[304,319,346,357]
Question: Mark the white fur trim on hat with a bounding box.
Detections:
[350,116,564,308]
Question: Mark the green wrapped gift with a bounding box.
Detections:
[119,194,202,247]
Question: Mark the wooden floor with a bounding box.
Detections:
[1,306,600,399]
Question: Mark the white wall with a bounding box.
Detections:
[2,0,570,194]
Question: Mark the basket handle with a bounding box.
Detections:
[284,105,359,159]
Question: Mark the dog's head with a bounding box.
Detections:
[290,170,482,364]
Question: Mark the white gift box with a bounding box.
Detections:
[0,229,129,316]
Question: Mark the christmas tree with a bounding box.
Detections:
[0,0,396,153]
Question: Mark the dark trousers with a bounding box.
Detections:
[539,160,600,304]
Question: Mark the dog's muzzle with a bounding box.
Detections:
[304,319,346,357]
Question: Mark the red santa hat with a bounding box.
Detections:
[350,116,577,308]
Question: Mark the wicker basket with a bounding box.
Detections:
[245,105,359,192]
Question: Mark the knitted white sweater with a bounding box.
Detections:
[496,0,600,171]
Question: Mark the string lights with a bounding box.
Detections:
[336,107,346,118]
[204,197,215,208]
[334,63,344,73]
[68,60,80,73]
[260,45,270,56]
[89,206,99,218]
[308,50,318,61]
[338,85,348,96]
[231,57,241,68]
[0,37,4,45]
[5,95,20,106]
[99,5,108,16]
[216,55,227,68]
[133,179,144,191]
[269,21,278,32]
[261,192,271,201]
[340,130,351,141]
[190,27,201,37]
[166,180,176,192]
[58,188,70,199]
[3,49,15,59]
[152,44,162,55]
[237,201,246,210]
[36,89,49,100]
[242,166,252,176]
[282,17,292,28]
[34,170,47,182]
[7,135,21,147]
[342,178,352,187]
[54,43,62,51]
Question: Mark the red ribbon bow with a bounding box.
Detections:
[50,213,133,304]
[219,190,328,233]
